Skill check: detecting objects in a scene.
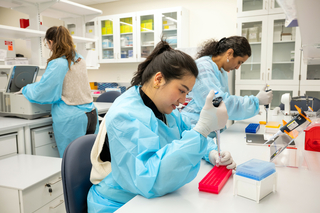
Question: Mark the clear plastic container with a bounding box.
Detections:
[236,159,276,181]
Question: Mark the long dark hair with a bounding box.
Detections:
[44,26,76,69]
[196,36,251,59]
[131,39,198,87]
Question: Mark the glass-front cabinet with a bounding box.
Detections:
[98,13,137,63]
[300,62,320,86]
[161,11,178,49]
[137,12,157,61]
[236,84,299,109]
[237,0,283,17]
[266,14,301,85]
[237,16,268,85]
[237,14,301,86]
[99,7,188,63]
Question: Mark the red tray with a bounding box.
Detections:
[198,166,232,194]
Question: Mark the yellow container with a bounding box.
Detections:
[120,25,124,33]
[90,82,98,90]
[146,22,152,30]
[105,20,110,26]
[163,20,168,24]
[101,27,107,35]
[106,27,113,34]
[141,23,145,31]
[164,25,169,30]
[124,25,130,33]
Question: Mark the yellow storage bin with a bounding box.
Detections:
[101,27,107,35]
[106,27,113,34]
[146,22,153,30]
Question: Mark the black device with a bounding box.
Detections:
[212,96,223,107]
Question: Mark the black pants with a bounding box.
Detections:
[85,108,97,134]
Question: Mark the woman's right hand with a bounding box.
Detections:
[193,90,228,137]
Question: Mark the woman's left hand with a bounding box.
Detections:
[209,150,236,169]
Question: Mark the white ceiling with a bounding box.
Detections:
[69,0,118,6]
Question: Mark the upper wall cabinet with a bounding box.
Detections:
[98,7,189,63]
[237,0,283,17]
[0,0,102,68]
[236,14,301,86]
[98,13,137,63]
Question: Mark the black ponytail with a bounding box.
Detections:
[196,36,251,59]
[130,38,198,87]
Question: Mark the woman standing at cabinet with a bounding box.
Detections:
[181,36,273,137]
[22,26,99,157]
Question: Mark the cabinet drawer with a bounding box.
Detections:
[34,142,60,158]
[0,133,17,158]
[31,126,55,148]
[22,173,63,213]
[34,194,66,213]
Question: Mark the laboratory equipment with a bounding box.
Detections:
[233,159,277,203]
[212,93,223,165]
[264,105,311,145]
[304,123,320,152]
[281,93,291,115]
[264,86,271,123]
[0,65,51,119]
[245,123,260,133]
[198,166,232,194]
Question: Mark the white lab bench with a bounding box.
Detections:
[0,102,112,159]
[115,112,320,213]
[0,154,64,213]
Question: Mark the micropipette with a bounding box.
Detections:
[264,105,312,145]
[264,86,271,124]
[212,92,223,166]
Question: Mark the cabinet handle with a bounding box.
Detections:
[49,200,64,209]
[45,177,62,187]
[52,145,57,149]
[262,72,264,80]
[268,72,270,80]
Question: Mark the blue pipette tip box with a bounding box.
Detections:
[245,123,260,133]
[235,159,275,181]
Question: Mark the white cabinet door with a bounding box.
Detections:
[237,16,268,85]
[300,86,320,100]
[235,84,298,109]
[136,11,158,62]
[266,14,301,85]
[99,15,118,62]
[237,0,283,17]
[0,133,17,159]
[99,13,137,63]
[158,7,189,50]
[300,62,320,86]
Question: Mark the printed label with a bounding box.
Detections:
[5,41,13,46]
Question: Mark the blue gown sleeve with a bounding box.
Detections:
[192,62,260,121]
[22,58,69,104]
[108,113,208,199]
[179,110,217,163]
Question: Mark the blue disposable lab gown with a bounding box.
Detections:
[87,86,217,213]
[181,56,259,132]
[22,54,99,157]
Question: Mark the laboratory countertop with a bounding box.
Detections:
[0,154,62,190]
[0,102,112,132]
[115,116,320,213]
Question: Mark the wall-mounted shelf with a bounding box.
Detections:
[0,25,45,39]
